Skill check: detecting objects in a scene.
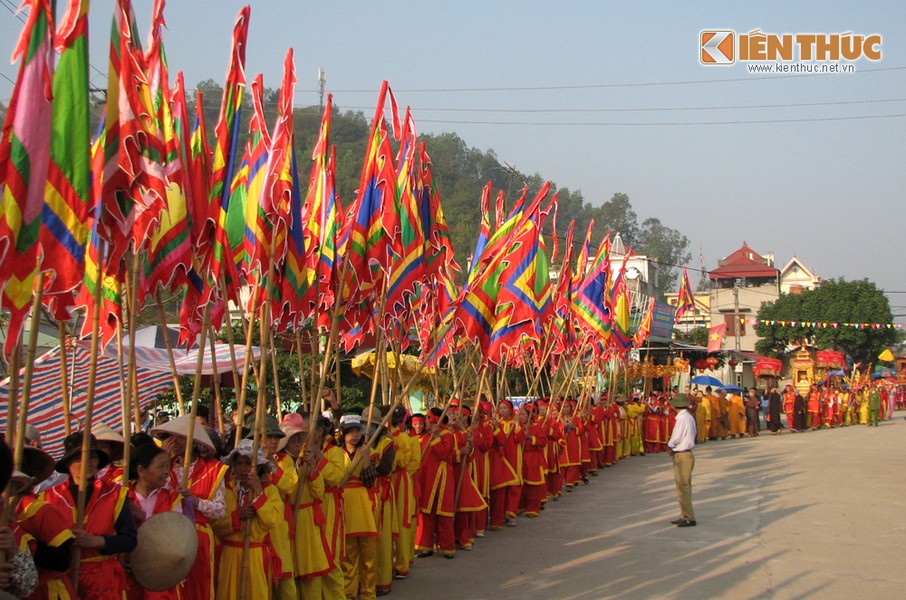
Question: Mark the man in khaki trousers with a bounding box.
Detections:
[667,394,697,527]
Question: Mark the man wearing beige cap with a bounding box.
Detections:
[667,393,697,527]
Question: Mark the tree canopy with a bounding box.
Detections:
[754,278,899,364]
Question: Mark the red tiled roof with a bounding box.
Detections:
[710,243,779,279]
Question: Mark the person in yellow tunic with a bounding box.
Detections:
[626,397,646,456]
[369,410,398,597]
[335,414,379,600]
[319,416,350,599]
[390,407,420,581]
[259,417,295,600]
[704,388,722,440]
[614,397,632,459]
[727,392,746,437]
[859,387,870,424]
[212,439,283,600]
[693,391,710,443]
[279,413,336,600]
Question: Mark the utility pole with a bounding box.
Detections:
[318,68,326,108]
[733,279,742,354]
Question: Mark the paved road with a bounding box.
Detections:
[389,417,906,599]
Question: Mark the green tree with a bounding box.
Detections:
[592,192,638,246]
[636,217,691,295]
[754,278,898,363]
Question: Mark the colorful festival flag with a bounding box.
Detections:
[0,0,54,356]
[674,266,696,324]
[40,0,93,321]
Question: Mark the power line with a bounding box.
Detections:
[0,0,25,25]
[413,113,906,127]
[338,97,906,115]
[294,65,906,95]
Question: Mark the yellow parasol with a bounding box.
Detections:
[350,350,435,390]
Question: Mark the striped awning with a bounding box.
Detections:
[1,341,258,459]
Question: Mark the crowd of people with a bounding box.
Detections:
[1,380,901,599]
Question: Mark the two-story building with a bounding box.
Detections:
[708,242,780,353]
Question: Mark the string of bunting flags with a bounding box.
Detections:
[750,319,904,329]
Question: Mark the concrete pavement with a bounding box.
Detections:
[389,417,906,599]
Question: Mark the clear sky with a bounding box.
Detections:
[1,1,904,321]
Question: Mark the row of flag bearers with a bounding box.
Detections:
[3,391,674,600]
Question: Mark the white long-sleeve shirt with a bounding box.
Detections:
[668,409,697,452]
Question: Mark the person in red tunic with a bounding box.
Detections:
[782,385,797,432]
[14,446,77,599]
[601,398,618,467]
[41,432,137,600]
[450,404,487,550]
[519,403,547,518]
[488,400,524,529]
[807,384,822,430]
[642,398,660,454]
[590,397,607,469]
[152,416,226,600]
[2,467,40,598]
[559,400,584,490]
[544,401,565,500]
[125,442,189,600]
[469,401,495,537]
[583,400,603,474]
[415,408,456,559]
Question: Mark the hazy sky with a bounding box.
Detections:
[1,1,904,321]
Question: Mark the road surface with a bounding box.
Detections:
[390,417,906,599]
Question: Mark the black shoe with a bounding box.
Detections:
[416,551,434,558]
[676,519,697,527]
[670,518,682,525]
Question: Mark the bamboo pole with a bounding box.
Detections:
[58,322,72,437]
[233,279,262,448]
[180,304,212,490]
[209,327,225,434]
[13,273,45,470]
[294,329,308,416]
[156,291,186,414]
[362,331,388,439]
[71,239,107,594]
[220,273,244,397]
[268,328,283,420]
[4,343,20,447]
[121,251,146,480]
[307,327,319,414]
[239,296,270,600]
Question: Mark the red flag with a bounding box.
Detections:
[707,322,727,353]
[674,267,696,324]
[633,298,655,348]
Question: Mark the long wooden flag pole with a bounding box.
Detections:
[14,273,46,470]
[71,239,107,595]
[233,279,261,448]
[58,322,73,437]
[156,291,186,413]
[239,293,270,600]
[180,303,211,490]
[208,327,225,434]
